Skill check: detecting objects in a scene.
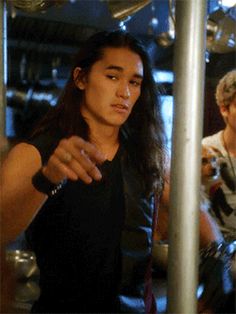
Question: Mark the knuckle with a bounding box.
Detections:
[70,135,78,142]
[75,136,85,146]
[87,163,96,173]
[87,142,95,150]
[59,139,67,147]
[49,154,57,164]
[53,147,61,156]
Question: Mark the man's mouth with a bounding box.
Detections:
[112,103,129,109]
[111,103,129,113]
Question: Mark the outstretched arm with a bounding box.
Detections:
[0,136,106,245]
[1,143,46,244]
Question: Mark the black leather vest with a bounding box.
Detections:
[26,131,158,313]
[119,156,156,313]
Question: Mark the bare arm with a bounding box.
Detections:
[155,181,223,247]
[1,143,47,244]
[199,209,224,247]
[1,136,106,245]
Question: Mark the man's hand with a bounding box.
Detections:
[42,136,106,184]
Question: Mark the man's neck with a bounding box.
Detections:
[89,125,120,161]
[223,127,236,157]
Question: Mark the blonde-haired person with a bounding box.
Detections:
[202,69,236,240]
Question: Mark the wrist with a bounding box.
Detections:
[41,166,63,185]
[32,167,66,197]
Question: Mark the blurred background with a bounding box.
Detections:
[2,0,236,146]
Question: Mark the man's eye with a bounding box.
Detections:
[130,80,141,86]
[107,75,117,80]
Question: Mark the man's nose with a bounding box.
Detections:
[117,81,130,99]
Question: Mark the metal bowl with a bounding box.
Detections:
[152,241,169,271]
[6,250,38,279]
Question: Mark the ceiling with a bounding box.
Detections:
[6,0,235,84]
[4,0,236,138]
[6,0,175,85]
[8,0,171,35]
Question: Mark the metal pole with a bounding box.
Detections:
[167,1,207,313]
[0,0,7,139]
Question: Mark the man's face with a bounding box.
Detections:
[78,47,144,129]
[220,95,236,133]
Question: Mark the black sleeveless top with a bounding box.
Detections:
[25,132,125,313]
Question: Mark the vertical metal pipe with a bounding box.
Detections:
[167,1,207,313]
[0,0,7,138]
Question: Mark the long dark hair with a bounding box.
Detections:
[32,30,167,196]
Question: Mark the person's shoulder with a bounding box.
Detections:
[202,130,222,147]
[3,142,42,168]
[12,142,38,152]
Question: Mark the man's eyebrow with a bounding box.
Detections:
[105,65,143,79]
[106,65,123,71]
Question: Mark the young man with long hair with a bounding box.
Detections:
[1,30,166,313]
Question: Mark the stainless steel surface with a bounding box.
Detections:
[167,1,207,313]
[207,6,236,53]
[14,280,40,303]
[6,250,39,279]
[105,0,151,21]
[5,250,40,312]
[11,0,67,13]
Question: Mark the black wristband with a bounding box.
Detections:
[32,168,66,197]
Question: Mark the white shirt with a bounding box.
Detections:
[202,130,236,239]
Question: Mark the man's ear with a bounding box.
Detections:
[219,104,228,119]
[73,67,86,90]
